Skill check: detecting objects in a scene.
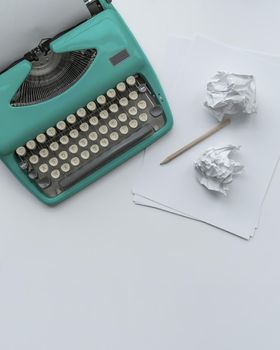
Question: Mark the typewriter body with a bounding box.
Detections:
[0,0,173,205]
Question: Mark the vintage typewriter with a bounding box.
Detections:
[0,0,173,205]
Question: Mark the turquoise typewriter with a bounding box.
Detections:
[0,0,173,205]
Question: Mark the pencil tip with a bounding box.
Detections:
[160,159,168,166]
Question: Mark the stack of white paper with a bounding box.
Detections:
[133,37,280,239]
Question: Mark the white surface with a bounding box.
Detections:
[1,1,280,349]
[133,36,280,239]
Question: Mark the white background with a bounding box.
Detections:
[1,0,280,349]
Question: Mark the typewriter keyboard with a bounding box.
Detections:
[15,75,166,197]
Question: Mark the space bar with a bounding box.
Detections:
[60,124,154,190]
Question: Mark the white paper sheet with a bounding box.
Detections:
[133,37,280,239]
[0,0,90,71]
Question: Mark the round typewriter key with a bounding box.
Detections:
[36,133,47,144]
[49,157,59,167]
[69,144,78,154]
[138,100,147,110]
[117,82,126,92]
[38,177,51,190]
[71,157,80,167]
[87,101,96,112]
[138,84,147,93]
[56,121,66,131]
[89,116,99,126]
[79,138,88,148]
[39,148,49,158]
[100,138,109,148]
[50,142,59,152]
[81,150,90,160]
[99,125,108,135]
[16,146,27,157]
[39,163,49,174]
[110,132,119,141]
[67,114,77,124]
[119,97,128,107]
[19,161,28,171]
[107,89,116,99]
[51,169,61,179]
[109,119,118,128]
[129,91,138,101]
[77,108,87,118]
[26,140,36,150]
[46,127,56,137]
[97,95,106,105]
[69,129,79,139]
[126,76,136,86]
[99,110,109,120]
[61,163,71,173]
[60,136,69,145]
[28,170,38,180]
[109,104,119,113]
[120,125,129,135]
[90,144,100,154]
[80,123,89,132]
[59,151,68,161]
[129,119,139,129]
[89,131,98,141]
[129,107,138,116]
[29,155,39,165]
[139,113,148,122]
[118,113,128,123]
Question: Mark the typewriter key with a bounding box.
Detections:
[138,84,147,93]
[26,140,36,150]
[99,125,108,135]
[139,113,148,122]
[51,169,61,179]
[38,177,51,190]
[138,100,147,110]
[67,114,77,124]
[46,127,57,137]
[28,170,38,180]
[71,157,80,167]
[39,164,49,174]
[19,161,29,171]
[36,133,47,144]
[69,144,78,154]
[119,97,128,107]
[129,91,138,101]
[109,104,119,113]
[129,107,138,116]
[50,142,59,152]
[97,95,106,105]
[90,144,100,154]
[107,89,116,99]
[77,108,87,118]
[60,136,69,145]
[126,76,136,86]
[87,101,97,112]
[100,138,109,147]
[120,126,129,135]
[80,123,89,132]
[69,129,79,139]
[49,157,59,167]
[81,150,90,160]
[100,110,109,120]
[129,120,139,129]
[56,121,67,131]
[29,155,39,165]
[89,116,99,126]
[61,163,71,173]
[89,132,98,141]
[16,146,27,157]
[79,138,88,148]
[118,113,128,122]
[109,119,118,128]
[59,151,68,161]
[39,148,49,158]
[117,82,126,92]
[110,132,119,141]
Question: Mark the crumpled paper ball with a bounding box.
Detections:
[194,145,244,195]
[204,71,257,122]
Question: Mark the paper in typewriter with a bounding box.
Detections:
[0,0,89,71]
